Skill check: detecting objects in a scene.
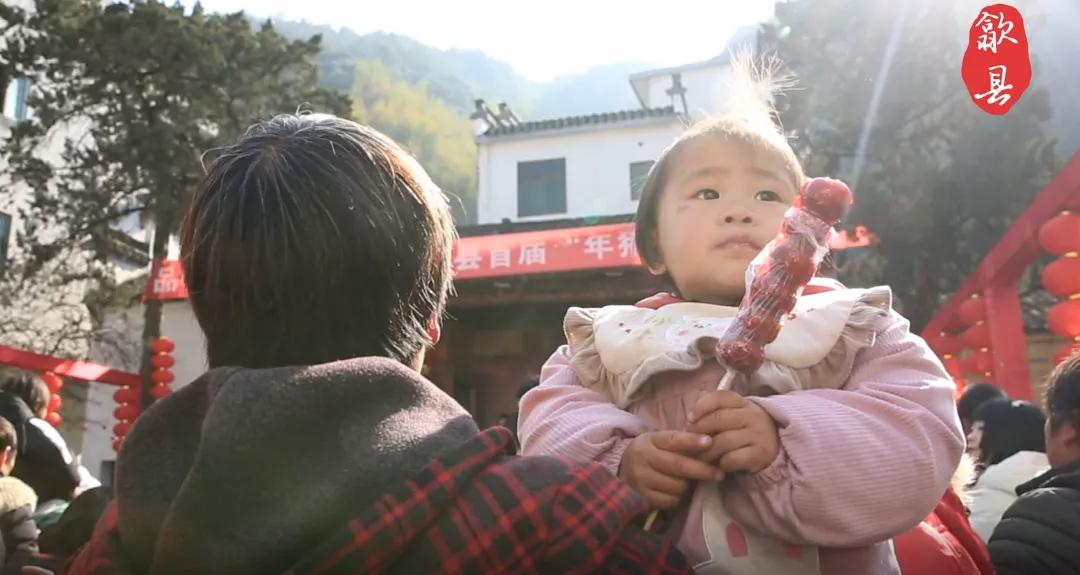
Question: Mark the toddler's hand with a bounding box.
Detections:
[618,430,724,510]
[688,391,781,473]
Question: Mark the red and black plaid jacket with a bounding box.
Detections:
[66,427,691,574]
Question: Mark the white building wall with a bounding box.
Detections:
[642,64,736,120]
[476,120,683,225]
[163,301,207,389]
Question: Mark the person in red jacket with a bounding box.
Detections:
[894,456,993,575]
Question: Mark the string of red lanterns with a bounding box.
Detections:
[1039,211,1080,365]
[149,337,176,401]
[41,372,64,427]
[926,331,969,394]
[956,294,994,384]
[112,337,175,452]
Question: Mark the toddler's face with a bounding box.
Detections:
[650,136,797,305]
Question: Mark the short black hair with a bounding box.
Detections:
[0,367,50,414]
[1046,352,1080,433]
[0,416,16,453]
[973,398,1046,466]
[181,114,455,369]
[958,382,1006,423]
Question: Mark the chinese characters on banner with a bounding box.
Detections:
[143,259,189,301]
[452,222,641,280]
[142,222,876,299]
[961,4,1030,115]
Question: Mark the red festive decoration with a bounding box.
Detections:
[973,349,995,374]
[1047,300,1080,339]
[113,387,140,404]
[959,296,987,326]
[114,405,140,421]
[147,337,175,402]
[40,372,65,427]
[114,422,132,438]
[1042,256,1080,297]
[960,353,981,376]
[943,356,964,378]
[1038,211,1080,256]
[927,333,964,357]
[1055,343,1080,365]
[150,338,175,354]
[1041,212,1080,366]
[960,322,990,349]
[42,372,64,393]
[112,439,123,453]
[150,354,175,369]
[150,370,175,385]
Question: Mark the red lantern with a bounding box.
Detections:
[150,337,176,354]
[927,333,964,357]
[943,356,964,377]
[47,394,62,412]
[114,387,140,404]
[151,370,175,385]
[114,405,140,421]
[959,296,986,326]
[960,323,990,349]
[114,422,132,438]
[1047,299,1080,339]
[112,439,123,452]
[1038,212,1080,256]
[960,353,980,375]
[973,349,995,374]
[42,373,64,393]
[45,412,62,427]
[1042,256,1080,297]
[149,385,171,399]
[150,354,175,369]
[1055,342,1080,365]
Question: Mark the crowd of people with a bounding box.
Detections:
[0,367,110,573]
[0,61,1075,575]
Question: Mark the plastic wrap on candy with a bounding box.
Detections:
[714,177,853,389]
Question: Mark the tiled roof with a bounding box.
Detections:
[482,106,678,138]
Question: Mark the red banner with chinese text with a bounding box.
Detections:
[141,222,876,300]
[453,222,640,280]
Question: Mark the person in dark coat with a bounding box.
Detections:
[0,417,39,569]
[957,382,1007,437]
[988,352,1080,574]
[0,369,79,503]
[67,114,692,575]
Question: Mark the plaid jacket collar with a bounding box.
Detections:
[68,427,691,575]
[286,426,517,574]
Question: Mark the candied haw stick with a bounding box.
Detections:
[713,177,853,391]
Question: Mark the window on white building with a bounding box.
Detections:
[0,211,12,273]
[630,160,654,200]
[518,158,566,217]
[2,78,30,122]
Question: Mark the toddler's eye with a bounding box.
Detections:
[755,190,782,202]
[695,189,720,200]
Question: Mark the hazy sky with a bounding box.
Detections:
[183,0,776,81]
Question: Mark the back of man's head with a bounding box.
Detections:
[181,114,455,369]
[1046,352,1080,467]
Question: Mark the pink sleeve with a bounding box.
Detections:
[517,346,653,476]
[726,312,965,547]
